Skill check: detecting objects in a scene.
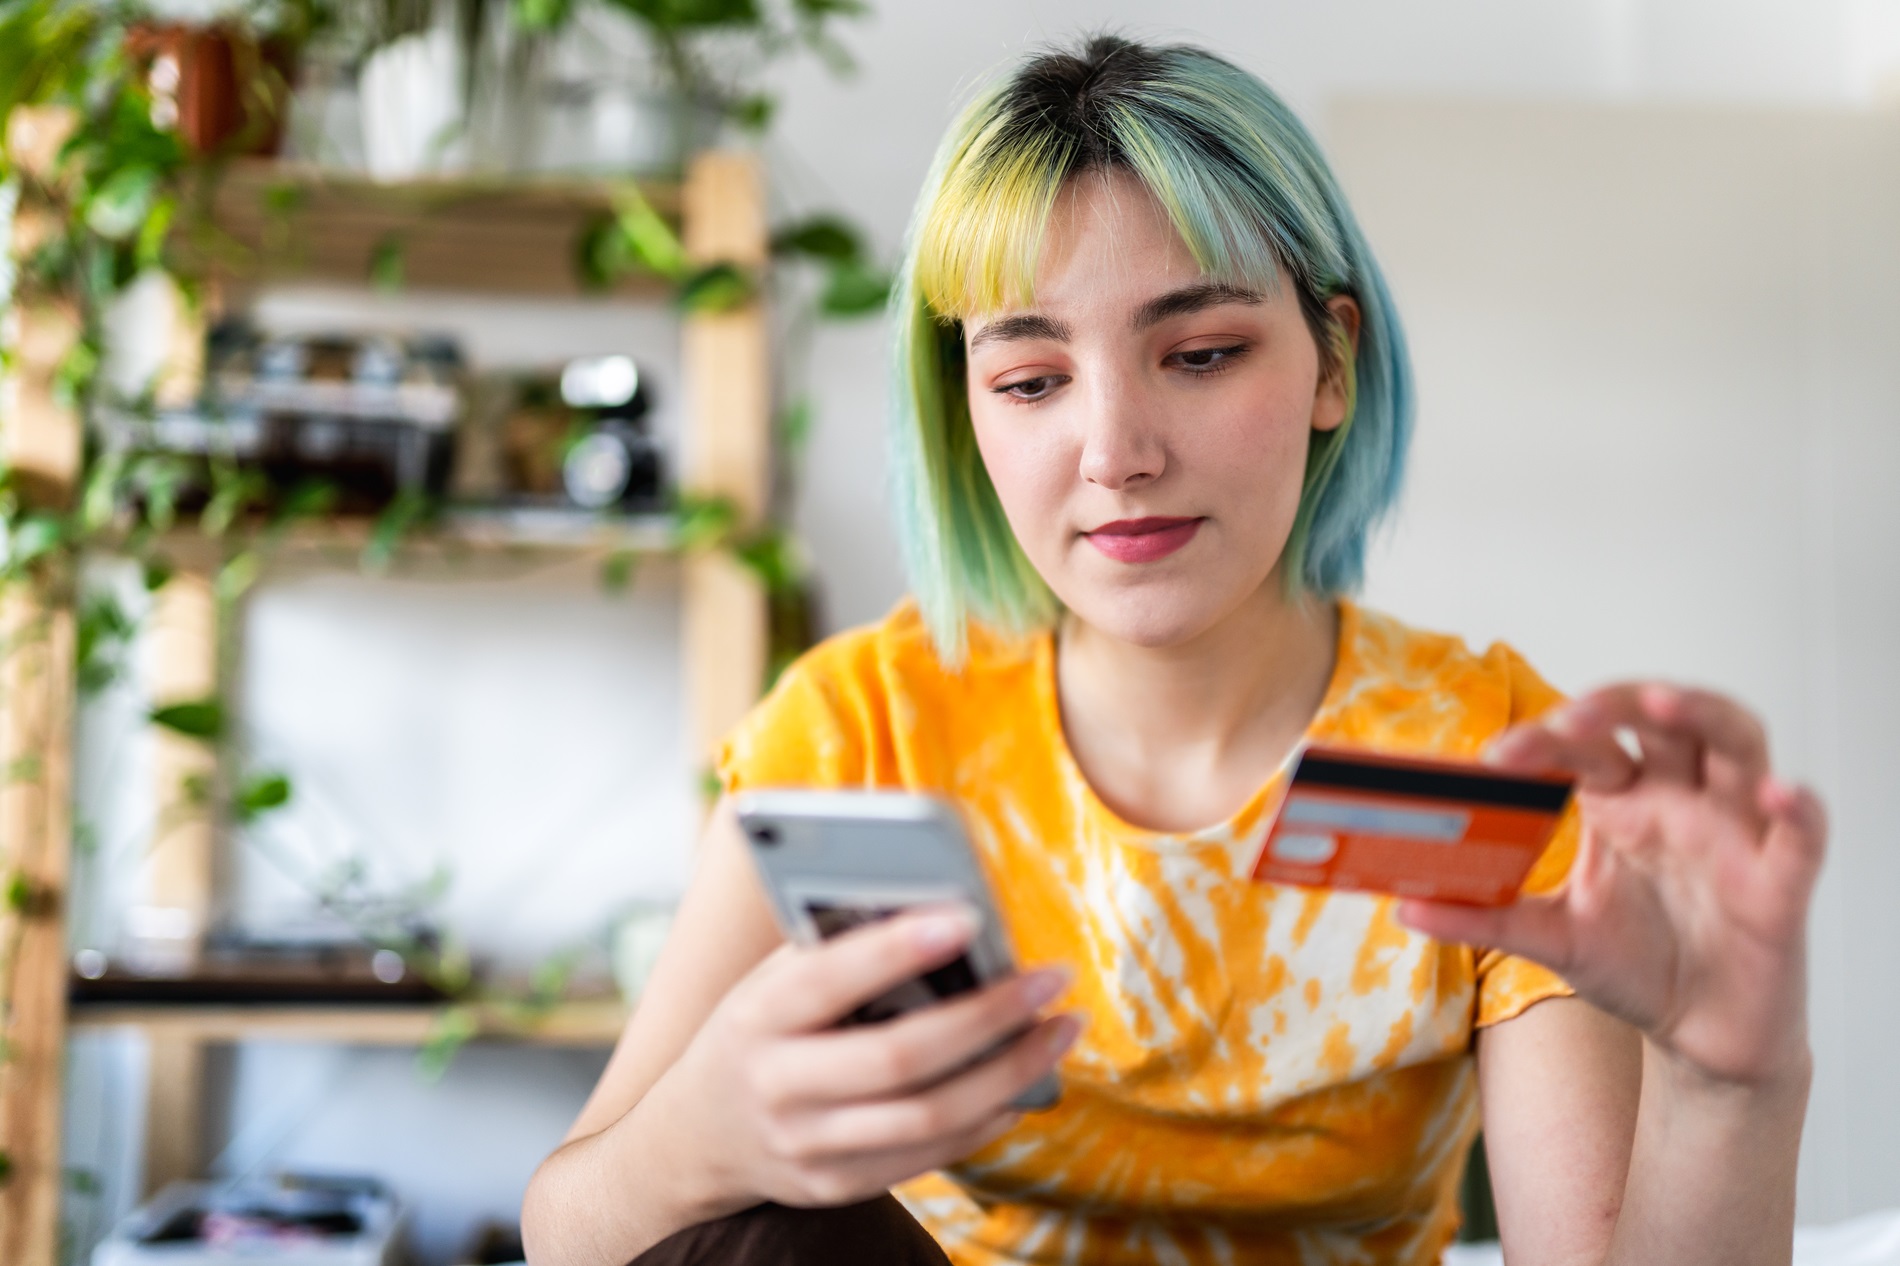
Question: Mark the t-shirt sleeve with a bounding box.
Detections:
[715,642,875,794]
[1474,645,1580,1029]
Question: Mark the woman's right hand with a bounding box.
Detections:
[650,904,1079,1213]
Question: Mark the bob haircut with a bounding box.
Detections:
[889,34,1415,663]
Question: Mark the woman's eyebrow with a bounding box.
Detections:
[966,313,1073,351]
[1130,282,1263,330]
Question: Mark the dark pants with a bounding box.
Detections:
[628,1195,951,1265]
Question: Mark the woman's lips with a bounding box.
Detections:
[1083,516,1203,563]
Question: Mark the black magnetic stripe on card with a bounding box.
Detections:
[1294,754,1573,812]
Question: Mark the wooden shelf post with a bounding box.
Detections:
[139,569,219,1194]
[0,104,83,1266]
[680,152,772,764]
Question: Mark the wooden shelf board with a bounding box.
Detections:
[187,160,682,298]
[154,505,679,575]
[69,998,629,1048]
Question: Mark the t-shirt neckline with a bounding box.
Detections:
[1032,597,1362,853]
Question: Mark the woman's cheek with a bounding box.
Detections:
[974,411,1072,550]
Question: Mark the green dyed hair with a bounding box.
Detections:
[890,33,1414,662]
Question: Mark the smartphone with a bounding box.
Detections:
[1251,744,1576,906]
[733,789,1061,1112]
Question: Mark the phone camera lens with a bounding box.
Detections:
[750,825,780,848]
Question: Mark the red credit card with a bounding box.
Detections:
[1251,744,1575,906]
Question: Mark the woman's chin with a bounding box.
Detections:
[1062,588,1234,651]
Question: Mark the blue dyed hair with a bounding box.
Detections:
[891,34,1413,661]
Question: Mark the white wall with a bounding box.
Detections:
[1329,96,1900,1224]
[67,2,1900,1260]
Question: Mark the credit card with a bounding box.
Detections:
[1250,744,1575,905]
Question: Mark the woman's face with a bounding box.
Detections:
[963,169,1354,649]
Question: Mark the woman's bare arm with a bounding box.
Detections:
[1477,998,1641,1264]
[521,799,1076,1266]
[521,801,785,1262]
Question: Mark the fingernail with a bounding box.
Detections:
[1045,1015,1081,1053]
[913,905,978,952]
[1022,967,1071,1008]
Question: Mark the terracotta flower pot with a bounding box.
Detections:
[124,22,296,156]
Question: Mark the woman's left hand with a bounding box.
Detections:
[1399,683,1827,1087]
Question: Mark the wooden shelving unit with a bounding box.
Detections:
[0,116,772,1265]
[193,160,679,299]
[69,999,630,1048]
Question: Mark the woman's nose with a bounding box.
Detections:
[1077,373,1166,491]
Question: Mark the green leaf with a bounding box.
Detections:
[731,93,776,132]
[369,235,406,293]
[214,550,259,605]
[606,0,759,29]
[77,592,136,695]
[575,213,631,291]
[5,872,32,913]
[150,699,224,740]
[792,0,868,15]
[511,0,574,31]
[676,261,754,314]
[771,216,861,263]
[3,514,64,572]
[83,165,160,241]
[4,756,40,784]
[202,467,270,538]
[611,188,688,279]
[134,195,176,271]
[733,529,800,594]
[269,479,340,530]
[362,490,432,572]
[599,550,640,594]
[141,555,176,593]
[818,259,891,317]
[416,1005,478,1081]
[778,397,814,458]
[234,771,292,823]
[181,771,214,806]
[673,495,738,550]
[80,450,128,532]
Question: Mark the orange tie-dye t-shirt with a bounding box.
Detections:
[717,597,1579,1266]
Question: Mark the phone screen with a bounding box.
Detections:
[804,900,981,1025]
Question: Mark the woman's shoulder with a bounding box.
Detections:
[717,598,1039,791]
[1331,599,1568,751]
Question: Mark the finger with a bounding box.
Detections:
[1485,716,1637,793]
[1396,893,1575,975]
[744,904,981,1034]
[1647,685,1772,794]
[767,966,1072,1104]
[791,1014,1078,1157]
[1757,778,1828,887]
[1570,686,1704,786]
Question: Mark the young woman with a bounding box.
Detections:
[522,35,1823,1266]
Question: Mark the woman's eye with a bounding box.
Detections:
[995,375,1063,401]
[1170,344,1248,372]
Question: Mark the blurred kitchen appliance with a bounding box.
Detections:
[494,354,663,511]
[97,321,464,513]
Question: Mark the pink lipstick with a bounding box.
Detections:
[1084,516,1203,563]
